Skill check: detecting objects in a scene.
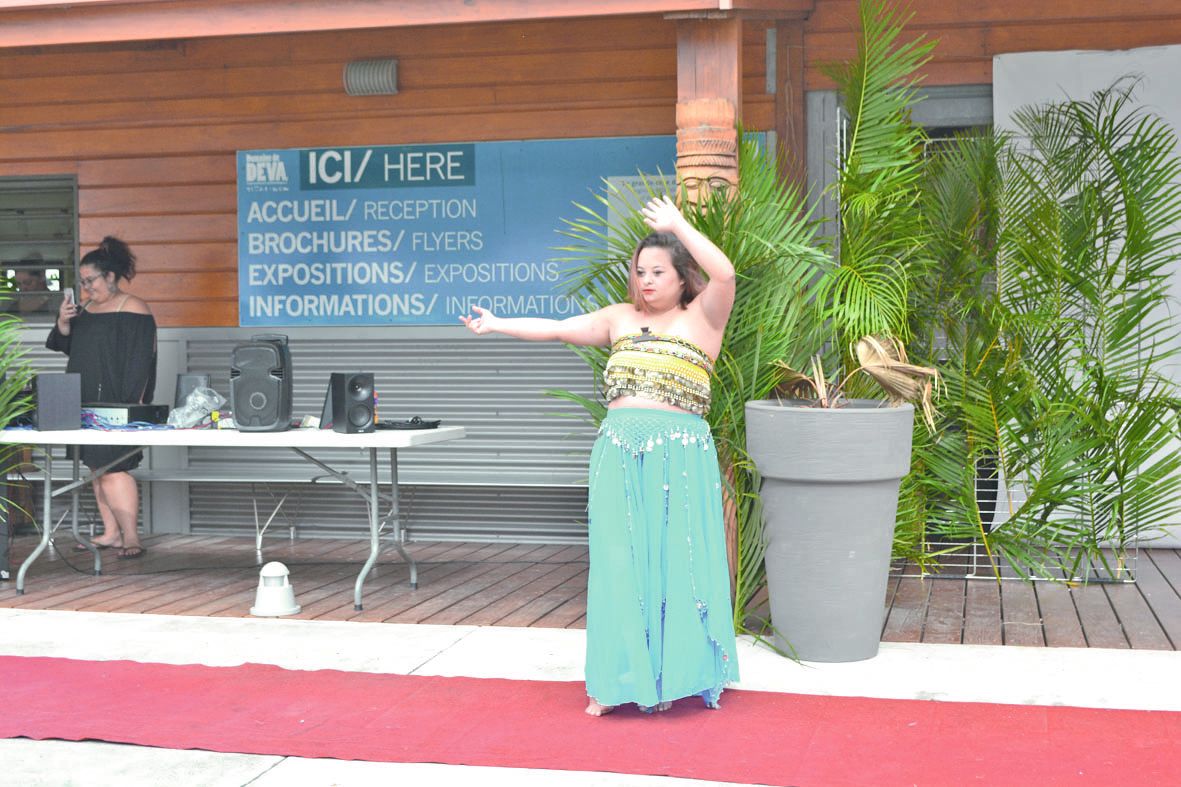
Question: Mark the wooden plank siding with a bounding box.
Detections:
[0,16,776,327]
[4,2,1181,329]
[803,0,1181,89]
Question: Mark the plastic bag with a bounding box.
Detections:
[167,386,227,428]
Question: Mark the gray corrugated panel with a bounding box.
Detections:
[186,333,600,486]
[189,483,589,543]
[13,329,67,372]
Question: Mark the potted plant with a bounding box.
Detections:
[746,340,937,662]
[743,0,938,661]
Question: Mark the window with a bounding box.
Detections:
[0,176,77,322]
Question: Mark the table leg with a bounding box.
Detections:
[70,446,102,574]
[353,448,381,611]
[15,445,53,594]
[387,447,417,589]
[290,445,419,608]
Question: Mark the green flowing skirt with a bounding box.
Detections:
[585,407,739,708]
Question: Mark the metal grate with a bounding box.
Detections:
[894,471,1139,584]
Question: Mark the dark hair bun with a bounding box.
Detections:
[81,235,136,281]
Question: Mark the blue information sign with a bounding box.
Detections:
[236,136,677,326]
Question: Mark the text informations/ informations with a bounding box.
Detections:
[237,137,676,326]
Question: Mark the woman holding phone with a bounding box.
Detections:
[48,237,156,559]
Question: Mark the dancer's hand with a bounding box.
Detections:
[460,305,498,335]
[641,195,686,234]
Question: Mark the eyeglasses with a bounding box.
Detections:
[79,272,104,288]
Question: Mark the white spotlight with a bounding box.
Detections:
[250,561,301,616]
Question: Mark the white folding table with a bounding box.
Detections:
[0,425,465,609]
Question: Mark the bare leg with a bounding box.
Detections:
[585,698,616,717]
[97,472,142,551]
[89,477,124,548]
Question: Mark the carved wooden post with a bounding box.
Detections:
[675,17,742,205]
[676,97,739,203]
[675,16,741,599]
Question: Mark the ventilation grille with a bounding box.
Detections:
[344,59,398,96]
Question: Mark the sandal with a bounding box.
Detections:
[117,546,147,560]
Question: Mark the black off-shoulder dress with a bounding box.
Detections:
[46,310,157,472]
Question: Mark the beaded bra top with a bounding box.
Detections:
[603,329,714,415]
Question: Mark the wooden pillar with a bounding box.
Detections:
[775,21,807,192]
[675,17,742,203]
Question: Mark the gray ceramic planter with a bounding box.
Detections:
[745,399,914,662]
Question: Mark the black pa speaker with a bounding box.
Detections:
[230,335,293,432]
[33,372,81,430]
[329,372,375,434]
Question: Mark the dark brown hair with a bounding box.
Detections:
[80,236,136,283]
[626,232,705,311]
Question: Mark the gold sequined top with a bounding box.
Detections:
[603,331,713,415]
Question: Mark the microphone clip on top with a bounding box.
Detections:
[633,326,657,343]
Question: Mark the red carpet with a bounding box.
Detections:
[3,655,1178,786]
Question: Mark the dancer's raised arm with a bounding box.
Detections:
[640,195,735,329]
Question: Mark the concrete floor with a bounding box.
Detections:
[2,607,1180,786]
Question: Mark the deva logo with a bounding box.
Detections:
[245,153,289,184]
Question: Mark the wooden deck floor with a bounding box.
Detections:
[3,534,1180,650]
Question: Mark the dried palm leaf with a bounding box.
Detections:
[770,336,940,431]
[855,335,940,429]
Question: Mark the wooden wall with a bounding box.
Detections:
[803,0,1181,88]
[0,16,774,327]
[4,1,1180,327]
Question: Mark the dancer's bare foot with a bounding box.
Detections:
[639,701,673,713]
[585,699,616,716]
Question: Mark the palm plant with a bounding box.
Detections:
[897,131,1012,569]
[553,137,829,631]
[771,0,939,414]
[762,0,939,580]
[818,0,934,361]
[908,82,1181,579]
[0,305,34,532]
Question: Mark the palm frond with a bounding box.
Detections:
[0,312,34,520]
[907,78,1181,579]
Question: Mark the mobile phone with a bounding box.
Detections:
[63,288,75,305]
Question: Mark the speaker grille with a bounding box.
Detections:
[331,371,374,433]
[231,338,292,432]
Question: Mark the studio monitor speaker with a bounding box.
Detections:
[230,335,293,432]
[329,372,375,434]
[33,373,81,430]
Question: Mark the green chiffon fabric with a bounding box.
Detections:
[585,408,739,708]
